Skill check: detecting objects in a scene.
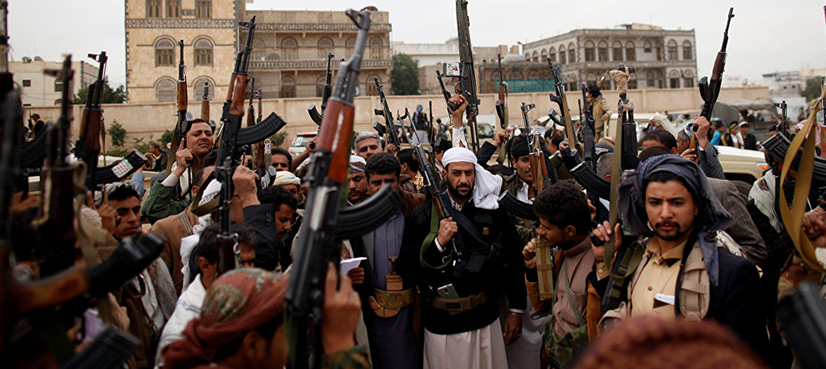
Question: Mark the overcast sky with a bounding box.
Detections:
[9,0,826,88]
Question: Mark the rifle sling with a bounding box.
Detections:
[778,92,826,274]
[420,195,487,269]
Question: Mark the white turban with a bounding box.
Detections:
[441,147,502,210]
[272,171,301,187]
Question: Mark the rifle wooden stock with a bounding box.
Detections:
[229,75,249,117]
[202,83,210,121]
[177,81,187,111]
[79,109,102,153]
[318,100,354,183]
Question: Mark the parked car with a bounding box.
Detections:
[288,132,317,157]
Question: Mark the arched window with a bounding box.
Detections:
[612,41,623,61]
[280,77,296,98]
[683,69,695,88]
[559,45,566,65]
[318,37,334,59]
[345,37,356,59]
[625,41,636,61]
[282,38,298,60]
[644,40,652,53]
[598,41,608,61]
[192,77,215,101]
[646,71,655,88]
[366,76,380,96]
[146,0,161,18]
[628,71,637,90]
[524,53,530,61]
[682,40,693,60]
[531,51,538,62]
[527,69,541,80]
[491,70,503,81]
[667,40,678,60]
[540,49,547,61]
[194,38,213,66]
[586,73,597,84]
[568,42,576,63]
[195,0,211,19]
[370,38,383,59]
[509,70,523,80]
[155,78,176,102]
[669,70,680,89]
[54,99,62,106]
[549,47,556,63]
[155,38,175,67]
[584,41,595,62]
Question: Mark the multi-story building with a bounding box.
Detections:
[124,1,391,104]
[12,58,99,107]
[522,23,697,92]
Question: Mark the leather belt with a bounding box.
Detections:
[432,292,487,313]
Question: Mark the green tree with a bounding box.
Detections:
[802,77,824,102]
[73,77,127,104]
[270,131,288,147]
[390,53,419,95]
[108,120,127,148]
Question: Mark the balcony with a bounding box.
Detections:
[559,59,695,71]
[247,47,393,71]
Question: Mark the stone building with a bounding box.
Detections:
[125,0,391,104]
[12,58,99,107]
[522,23,697,92]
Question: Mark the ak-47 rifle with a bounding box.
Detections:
[580,84,597,171]
[217,16,286,169]
[246,77,257,170]
[521,102,549,198]
[547,57,576,148]
[692,7,734,149]
[167,40,190,176]
[436,70,460,116]
[496,54,510,164]
[216,157,236,274]
[374,77,402,149]
[308,52,334,125]
[201,82,210,122]
[454,0,480,152]
[285,9,370,369]
[75,51,107,191]
[255,88,271,181]
[776,100,789,138]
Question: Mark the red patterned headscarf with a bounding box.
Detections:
[162,268,288,369]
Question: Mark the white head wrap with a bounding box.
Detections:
[441,147,502,210]
[272,171,301,187]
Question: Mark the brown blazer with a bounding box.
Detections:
[148,210,196,295]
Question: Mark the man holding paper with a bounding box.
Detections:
[348,152,425,369]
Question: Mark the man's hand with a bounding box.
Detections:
[386,143,398,155]
[586,199,597,221]
[803,207,826,247]
[322,263,360,354]
[523,239,537,269]
[680,148,698,163]
[347,267,365,285]
[437,217,458,248]
[503,313,523,346]
[602,113,610,123]
[592,220,621,250]
[492,128,508,147]
[694,116,711,150]
[449,94,468,128]
[232,165,260,208]
[11,192,38,214]
[306,137,318,153]
[173,138,193,177]
[96,204,117,235]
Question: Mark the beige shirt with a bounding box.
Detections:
[630,238,687,318]
[552,238,595,337]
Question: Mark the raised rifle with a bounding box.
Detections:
[201,82,210,121]
[580,84,597,171]
[285,9,371,369]
[692,7,734,149]
[521,102,549,198]
[496,54,510,164]
[216,157,236,274]
[167,40,189,174]
[436,70,460,114]
[547,57,577,148]
[308,52,334,125]
[374,77,402,149]
[255,88,271,181]
[217,16,286,169]
[75,51,107,191]
[246,77,256,170]
[776,100,789,138]
[454,0,480,152]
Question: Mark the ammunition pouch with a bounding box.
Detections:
[94,150,148,186]
[432,291,487,313]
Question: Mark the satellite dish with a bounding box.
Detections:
[21,56,31,63]
[33,56,43,61]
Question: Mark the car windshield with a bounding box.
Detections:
[477,124,494,139]
[292,135,315,147]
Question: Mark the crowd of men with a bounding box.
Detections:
[9,79,826,369]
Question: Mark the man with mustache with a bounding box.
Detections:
[348,155,369,205]
[593,154,767,353]
[398,147,526,369]
[142,118,215,224]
